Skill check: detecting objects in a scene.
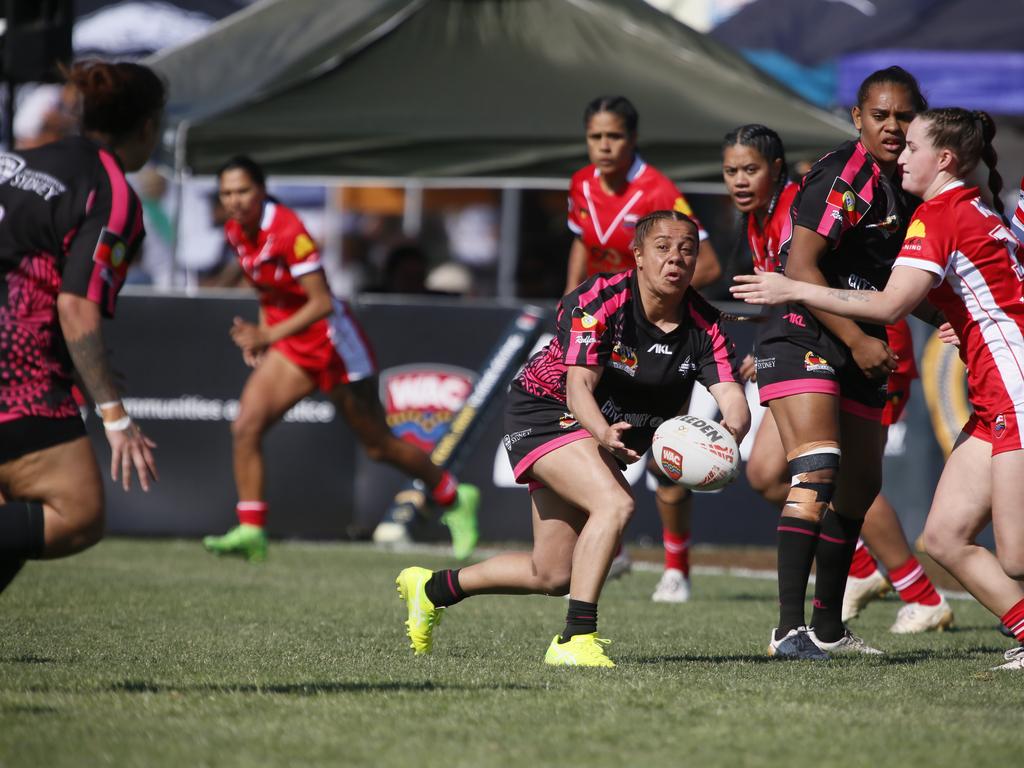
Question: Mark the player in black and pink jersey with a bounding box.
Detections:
[566,95,724,602]
[396,210,749,667]
[723,124,952,635]
[731,67,939,659]
[734,107,1024,671]
[0,61,163,596]
[201,157,478,563]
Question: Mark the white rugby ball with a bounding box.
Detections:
[651,415,739,491]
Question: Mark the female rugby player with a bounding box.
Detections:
[397,210,749,667]
[0,61,163,594]
[733,107,1024,670]
[722,123,951,636]
[566,95,724,602]
[201,157,477,562]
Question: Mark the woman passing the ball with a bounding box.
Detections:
[397,210,749,667]
[201,156,479,563]
[733,108,1024,671]
[0,61,163,596]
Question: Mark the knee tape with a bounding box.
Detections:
[784,441,840,518]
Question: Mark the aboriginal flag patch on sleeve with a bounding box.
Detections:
[826,177,869,228]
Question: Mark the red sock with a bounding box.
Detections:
[848,538,878,578]
[430,471,458,507]
[236,501,267,528]
[888,556,941,606]
[663,531,690,576]
[1001,598,1024,643]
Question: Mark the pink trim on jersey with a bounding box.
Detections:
[687,303,733,383]
[568,272,632,365]
[839,398,883,421]
[0,412,21,423]
[97,150,129,235]
[512,430,591,482]
[814,142,876,236]
[577,270,631,308]
[758,379,838,404]
[527,480,546,492]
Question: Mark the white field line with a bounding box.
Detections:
[297,540,977,603]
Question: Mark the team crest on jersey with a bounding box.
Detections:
[995,413,1007,438]
[804,351,834,374]
[380,364,477,452]
[672,196,693,216]
[293,233,315,260]
[826,178,869,227]
[610,343,638,376]
[559,412,579,430]
[906,219,927,239]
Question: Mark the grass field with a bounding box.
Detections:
[2,539,1023,768]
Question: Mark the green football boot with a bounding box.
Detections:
[440,484,480,560]
[202,524,268,563]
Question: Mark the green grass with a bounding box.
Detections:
[1,540,1022,768]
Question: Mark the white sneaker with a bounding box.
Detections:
[842,569,891,622]
[889,595,954,634]
[606,550,632,581]
[807,627,884,655]
[652,569,691,603]
[991,645,1024,670]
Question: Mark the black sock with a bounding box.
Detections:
[811,510,864,642]
[776,515,821,637]
[0,559,25,596]
[0,501,45,559]
[560,599,598,642]
[424,569,466,608]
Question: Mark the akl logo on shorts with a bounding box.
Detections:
[804,351,834,374]
[783,312,806,328]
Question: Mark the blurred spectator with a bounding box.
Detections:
[129,166,175,287]
[426,262,473,296]
[372,243,429,294]
[13,84,76,149]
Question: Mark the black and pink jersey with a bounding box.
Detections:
[0,136,143,422]
[514,269,738,454]
[762,140,918,342]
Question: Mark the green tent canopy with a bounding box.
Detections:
[149,0,856,180]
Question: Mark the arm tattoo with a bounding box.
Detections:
[825,289,871,303]
[64,328,121,404]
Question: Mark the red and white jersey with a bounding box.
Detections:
[567,156,707,277]
[226,200,326,327]
[893,181,1024,422]
[1012,175,1024,245]
[747,182,797,274]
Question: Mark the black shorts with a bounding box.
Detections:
[502,383,591,486]
[0,416,87,464]
[754,334,887,421]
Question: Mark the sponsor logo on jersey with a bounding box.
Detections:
[0,152,66,201]
[906,219,927,239]
[609,343,638,376]
[660,447,683,481]
[678,355,697,375]
[293,233,315,260]
[755,356,776,370]
[559,412,579,430]
[673,196,693,216]
[647,343,672,355]
[826,177,868,227]
[380,365,477,452]
[847,273,878,291]
[804,351,834,374]
[600,397,661,428]
[995,413,1007,438]
[783,312,806,327]
[503,429,533,451]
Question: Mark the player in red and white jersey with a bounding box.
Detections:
[1012,174,1024,244]
[723,122,950,635]
[733,107,1024,670]
[201,156,478,563]
[0,61,163,597]
[565,96,723,600]
[396,211,748,667]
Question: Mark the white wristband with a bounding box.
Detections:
[103,416,132,432]
[97,401,122,411]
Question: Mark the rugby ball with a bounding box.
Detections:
[651,415,739,491]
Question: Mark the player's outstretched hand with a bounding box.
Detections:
[730,272,795,305]
[230,317,270,355]
[938,321,960,347]
[106,422,158,492]
[600,421,641,464]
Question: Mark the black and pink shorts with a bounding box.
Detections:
[502,382,591,488]
[0,415,86,464]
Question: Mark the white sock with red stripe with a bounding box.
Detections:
[848,538,879,578]
[1001,598,1024,643]
[236,501,268,528]
[663,531,690,577]
[888,556,941,606]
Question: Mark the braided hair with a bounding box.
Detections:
[919,108,1005,219]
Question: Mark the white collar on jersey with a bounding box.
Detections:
[591,154,647,183]
[937,179,966,195]
[259,200,277,231]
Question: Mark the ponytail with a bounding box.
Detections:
[65,60,166,141]
[974,111,1005,219]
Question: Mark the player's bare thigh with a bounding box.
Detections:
[530,437,634,522]
[236,348,316,429]
[922,432,992,555]
[530,487,586,592]
[991,448,1024,577]
[0,436,104,557]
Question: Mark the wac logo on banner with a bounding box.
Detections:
[380,364,478,452]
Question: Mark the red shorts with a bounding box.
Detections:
[271,300,377,392]
[964,409,1024,455]
[881,374,913,426]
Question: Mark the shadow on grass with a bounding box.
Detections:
[632,654,774,665]
[0,655,56,664]
[1,704,59,715]
[880,645,1009,665]
[108,679,538,696]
